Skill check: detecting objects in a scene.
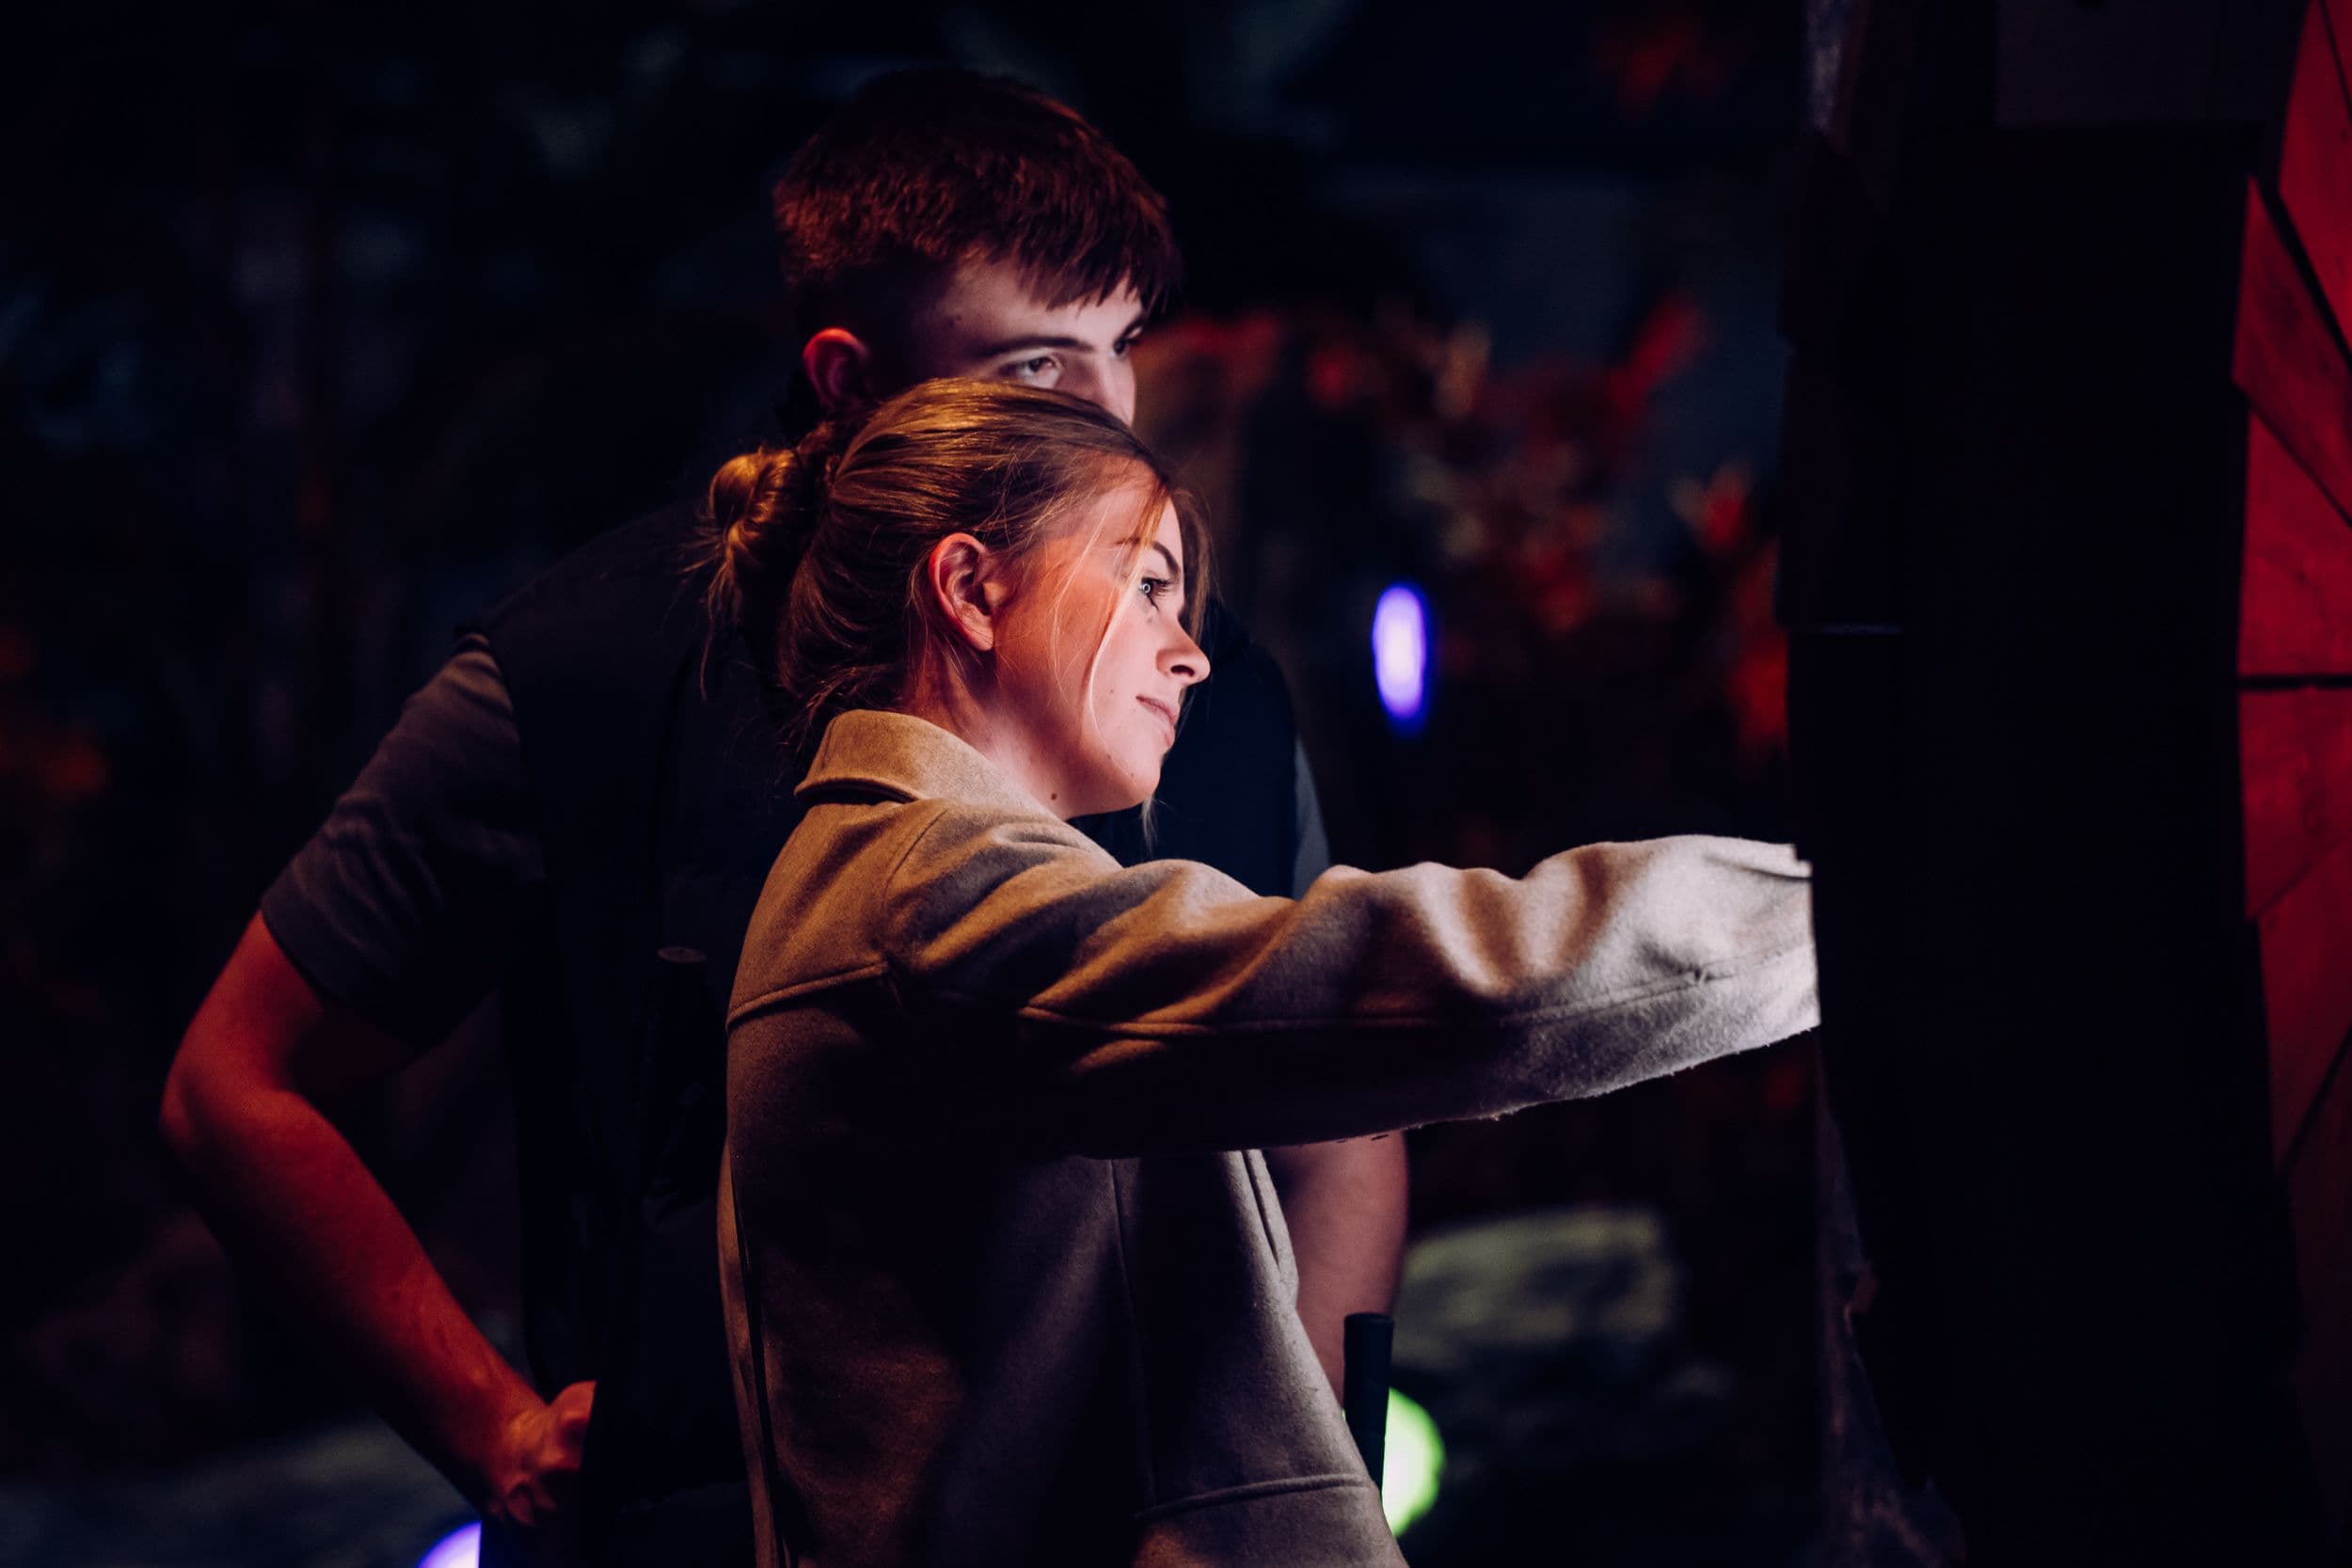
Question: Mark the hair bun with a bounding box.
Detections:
[775,418,850,541]
[705,419,845,638]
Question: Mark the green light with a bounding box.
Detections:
[1381,1388,1443,1534]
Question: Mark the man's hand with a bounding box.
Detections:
[486,1381,596,1553]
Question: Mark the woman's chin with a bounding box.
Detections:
[1103,764,1162,818]
[1056,768,1157,821]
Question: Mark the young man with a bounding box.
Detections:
[161,69,1405,1563]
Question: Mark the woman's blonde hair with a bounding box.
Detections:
[704,379,1210,756]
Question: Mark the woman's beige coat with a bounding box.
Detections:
[720,708,1818,1567]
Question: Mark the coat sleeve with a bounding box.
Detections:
[875,803,1819,1158]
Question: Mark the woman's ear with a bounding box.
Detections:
[801,328,875,415]
[925,533,1003,654]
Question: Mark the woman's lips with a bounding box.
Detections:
[1137,695,1178,746]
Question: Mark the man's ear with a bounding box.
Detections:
[802,328,876,416]
[925,533,1003,655]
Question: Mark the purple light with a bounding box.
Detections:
[1372,584,1429,729]
[417,1522,480,1568]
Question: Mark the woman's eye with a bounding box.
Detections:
[1137,575,1169,605]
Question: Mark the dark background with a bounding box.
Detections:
[0,2,1823,1562]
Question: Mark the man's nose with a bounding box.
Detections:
[1063,357,1136,425]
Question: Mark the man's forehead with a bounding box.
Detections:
[919,258,1144,341]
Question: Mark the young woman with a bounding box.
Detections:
[708,379,1817,1568]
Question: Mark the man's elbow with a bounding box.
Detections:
[159,1043,228,1170]
[160,912,335,1172]
[159,1022,278,1176]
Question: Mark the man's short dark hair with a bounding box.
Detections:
[773,69,1182,343]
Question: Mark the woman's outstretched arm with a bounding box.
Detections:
[863,805,1818,1157]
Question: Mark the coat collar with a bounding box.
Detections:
[795,708,1049,817]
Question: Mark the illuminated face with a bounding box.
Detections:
[899,259,1146,424]
[987,479,1206,817]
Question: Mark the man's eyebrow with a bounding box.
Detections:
[970,312,1150,360]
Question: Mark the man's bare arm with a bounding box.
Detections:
[160,913,591,1544]
[1271,747,1408,1397]
[1263,1133,1408,1399]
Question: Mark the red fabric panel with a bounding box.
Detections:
[2281,2,2352,341]
[2329,0,2352,128]
[2236,182,2352,523]
[2242,688,2352,915]
[2259,829,2352,1160]
[2243,417,2352,676]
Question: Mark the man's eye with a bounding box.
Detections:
[1005,356,1060,384]
[1113,334,1141,359]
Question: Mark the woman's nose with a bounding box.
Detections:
[1167,625,1210,687]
